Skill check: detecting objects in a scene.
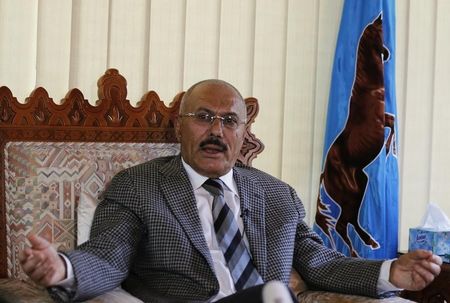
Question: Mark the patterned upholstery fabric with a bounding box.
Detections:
[289,269,412,303]
[0,279,144,303]
[0,279,53,303]
[0,279,414,303]
[4,141,179,280]
[297,291,413,303]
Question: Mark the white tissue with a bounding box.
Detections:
[419,202,450,231]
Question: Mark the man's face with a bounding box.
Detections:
[175,81,247,178]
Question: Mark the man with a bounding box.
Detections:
[20,79,442,302]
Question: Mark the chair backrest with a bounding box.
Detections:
[0,69,264,279]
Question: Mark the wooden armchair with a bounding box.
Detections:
[0,69,412,302]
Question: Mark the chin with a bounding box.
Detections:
[194,158,232,177]
[202,166,230,178]
[203,169,226,178]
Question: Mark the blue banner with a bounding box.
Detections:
[313,0,398,259]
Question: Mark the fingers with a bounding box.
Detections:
[27,259,50,283]
[20,235,50,274]
[27,257,63,286]
[409,250,442,277]
[390,250,443,291]
[422,254,442,275]
[411,260,440,288]
[21,249,66,286]
[410,270,428,290]
[18,247,32,263]
[412,253,442,283]
[428,254,443,267]
[19,234,66,286]
[407,249,433,261]
[28,234,51,250]
[20,249,45,275]
[401,250,441,269]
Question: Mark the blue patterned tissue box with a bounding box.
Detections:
[409,228,450,263]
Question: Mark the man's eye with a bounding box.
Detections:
[223,116,238,126]
[196,113,211,122]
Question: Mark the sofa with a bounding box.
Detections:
[0,69,412,302]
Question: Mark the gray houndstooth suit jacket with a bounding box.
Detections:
[55,155,384,302]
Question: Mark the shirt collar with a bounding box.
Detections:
[181,157,238,195]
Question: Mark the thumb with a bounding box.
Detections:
[409,249,433,260]
[27,234,51,250]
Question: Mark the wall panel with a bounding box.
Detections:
[0,0,38,101]
[281,0,319,223]
[218,0,255,97]
[395,0,410,248]
[183,0,220,88]
[400,0,436,249]
[251,0,288,177]
[69,0,109,103]
[147,0,186,103]
[429,0,450,224]
[108,0,149,103]
[36,0,72,102]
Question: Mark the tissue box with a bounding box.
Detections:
[409,228,450,263]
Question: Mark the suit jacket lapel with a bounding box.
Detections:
[159,156,215,272]
[233,167,267,280]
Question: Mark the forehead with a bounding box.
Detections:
[185,82,246,114]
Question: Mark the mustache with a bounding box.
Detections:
[200,137,228,151]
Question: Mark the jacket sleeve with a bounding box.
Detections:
[290,186,383,298]
[67,170,145,302]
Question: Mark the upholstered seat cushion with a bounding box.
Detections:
[289,269,412,303]
[0,279,53,303]
[297,291,413,303]
[0,279,143,303]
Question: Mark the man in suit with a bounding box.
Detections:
[20,79,442,302]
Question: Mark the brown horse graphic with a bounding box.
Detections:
[315,15,396,257]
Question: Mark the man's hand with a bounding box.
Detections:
[390,249,442,291]
[19,234,67,287]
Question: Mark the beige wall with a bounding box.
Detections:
[1,0,449,251]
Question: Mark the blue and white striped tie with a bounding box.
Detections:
[202,178,263,290]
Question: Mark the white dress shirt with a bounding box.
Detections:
[182,159,243,300]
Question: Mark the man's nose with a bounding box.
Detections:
[209,117,224,136]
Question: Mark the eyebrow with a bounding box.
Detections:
[196,107,239,117]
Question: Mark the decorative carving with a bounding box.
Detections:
[0,88,16,123]
[0,69,264,278]
[238,97,264,165]
[106,105,125,125]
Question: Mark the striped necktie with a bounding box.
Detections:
[202,178,263,290]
